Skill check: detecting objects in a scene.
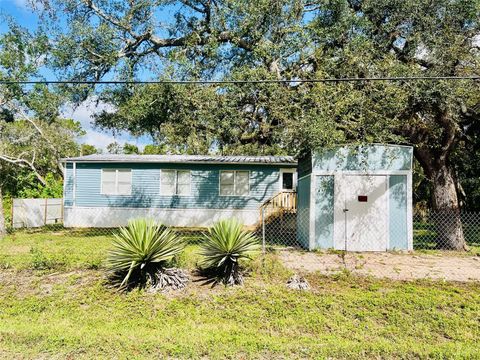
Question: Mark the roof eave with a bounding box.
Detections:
[60,158,297,166]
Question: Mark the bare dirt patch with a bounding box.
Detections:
[278,250,480,282]
[0,269,248,300]
[0,269,100,297]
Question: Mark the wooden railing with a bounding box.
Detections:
[259,191,297,223]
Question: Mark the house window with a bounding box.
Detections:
[161,170,191,195]
[280,169,297,191]
[101,169,132,195]
[220,170,250,196]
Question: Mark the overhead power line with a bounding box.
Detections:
[0,75,478,85]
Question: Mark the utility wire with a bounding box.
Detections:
[0,75,478,85]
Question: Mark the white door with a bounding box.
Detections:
[344,175,388,251]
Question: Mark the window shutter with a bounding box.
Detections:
[220,171,235,195]
[235,171,249,196]
[177,170,191,195]
[102,169,117,194]
[117,170,132,195]
[161,170,176,195]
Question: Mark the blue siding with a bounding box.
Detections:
[64,163,74,206]
[389,175,408,250]
[296,175,311,249]
[68,162,291,209]
[312,145,413,172]
[314,175,334,249]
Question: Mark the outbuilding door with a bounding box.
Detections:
[344,175,388,251]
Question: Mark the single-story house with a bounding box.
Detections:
[62,154,297,228]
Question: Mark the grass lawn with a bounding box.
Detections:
[1,229,479,359]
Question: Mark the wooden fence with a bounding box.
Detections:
[12,198,63,228]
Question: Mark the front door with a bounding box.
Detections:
[345,175,388,251]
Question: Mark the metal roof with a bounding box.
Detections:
[62,154,297,166]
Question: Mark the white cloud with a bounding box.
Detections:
[62,98,114,129]
[62,99,116,150]
[62,98,149,151]
[11,0,30,10]
[10,0,45,10]
[81,130,128,150]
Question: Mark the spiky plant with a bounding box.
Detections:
[107,218,187,290]
[200,218,260,286]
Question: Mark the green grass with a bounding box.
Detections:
[413,220,480,253]
[0,228,205,271]
[1,229,480,359]
[0,228,112,270]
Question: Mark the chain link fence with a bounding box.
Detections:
[7,206,480,251]
[5,206,480,281]
[413,211,480,250]
[255,210,480,251]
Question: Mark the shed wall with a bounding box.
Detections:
[314,175,335,249]
[64,163,74,206]
[312,145,413,172]
[388,175,409,250]
[296,175,311,248]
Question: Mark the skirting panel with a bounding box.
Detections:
[64,206,259,228]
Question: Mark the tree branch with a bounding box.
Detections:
[0,154,46,185]
[17,108,65,175]
[83,0,134,36]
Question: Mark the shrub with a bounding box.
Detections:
[30,247,53,270]
[200,218,260,286]
[30,247,65,270]
[107,218,187,290]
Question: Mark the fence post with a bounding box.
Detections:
[262,206,266,255]
[61,200,64,224]
[44,198,48,226]
[10,199,14,228]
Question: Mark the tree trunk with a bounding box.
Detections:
[414,144,466,250]
[430,165,466,250]
[0,185,6,239]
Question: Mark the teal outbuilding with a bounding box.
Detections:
[297,144,413,251]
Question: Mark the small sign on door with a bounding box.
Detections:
[358,195,368,202]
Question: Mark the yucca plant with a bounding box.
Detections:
[107,218,187,290]
[200,218,260,286]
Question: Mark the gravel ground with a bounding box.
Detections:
[279,250,480,282]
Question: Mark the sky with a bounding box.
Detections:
[0,0,150,151]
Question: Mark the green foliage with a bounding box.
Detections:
[80,144,101,156]
[200,218,260,285]
[29,246,65,270]
[106,142,122,154]
[122,143,139,154]
[5,0,479,213]
[0,22,89,236]
[453,130,480,211]
[246,251,293,281]
[2,195,12,229]
[17,173,63,199]
[1,0,475,216]
[96,83,224,154]
[142,144,166,155]
[107,218,185,288]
